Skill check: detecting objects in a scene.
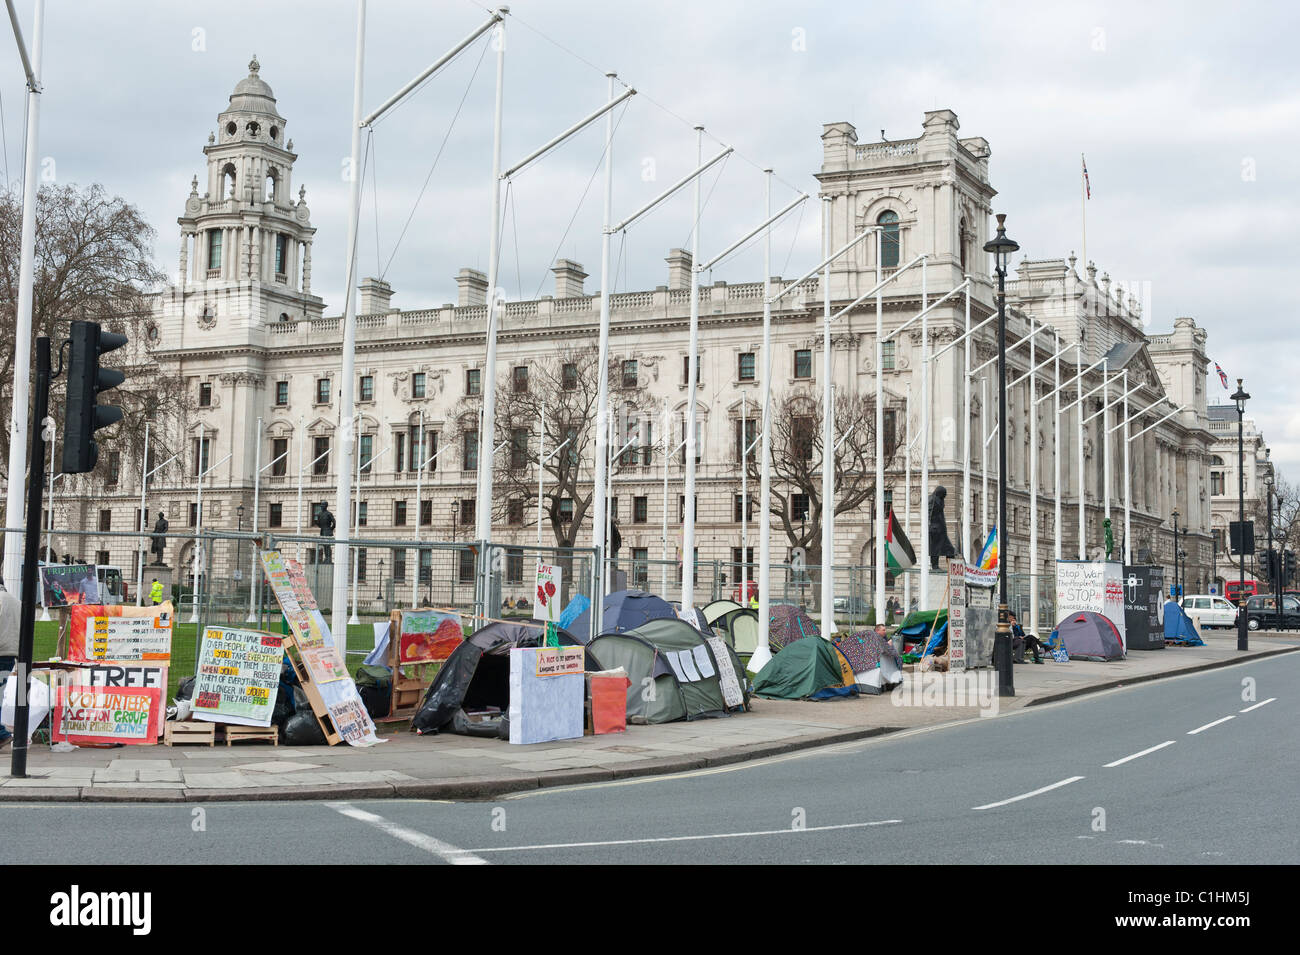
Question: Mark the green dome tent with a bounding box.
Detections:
[752,636,857,701]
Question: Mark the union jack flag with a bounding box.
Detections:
[1215,362,1229,389]
[1082,155,1091,199]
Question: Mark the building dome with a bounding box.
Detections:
[227,56,281,117]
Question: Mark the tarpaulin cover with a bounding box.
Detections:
[1162,601,1206,646]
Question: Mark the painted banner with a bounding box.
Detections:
[948,559,967,672]
[53,685,161,746]
[40,564,98,608]
[68,603,174,664]
[69,664,167,740]
[1055,559,1127,645]
[259,550,383,746]
[534,561,562,623]
[192,627,284,727]
[534,646,585,677]
[396,609,463,664]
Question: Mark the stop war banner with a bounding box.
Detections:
[53,685,162,746]
[191,627,284,727]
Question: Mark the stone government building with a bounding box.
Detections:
[55,60,1216,608]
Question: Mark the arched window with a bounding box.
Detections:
[265,169,277,202]
[878,210,900,269]
[222,163,237,200]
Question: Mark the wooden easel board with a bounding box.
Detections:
[385,609,461,718]
[279,625,341,746]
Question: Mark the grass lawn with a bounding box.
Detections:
[33,616,387,703]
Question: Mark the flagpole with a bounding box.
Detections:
[1081,153,1088,277]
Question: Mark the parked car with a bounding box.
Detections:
[1181,594,1239,629]
[832,596,874,615]
[1244,593,1300,631]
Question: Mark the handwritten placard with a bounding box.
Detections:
[192,627,284,727]
[534,646,585,677]
[534,561,562,624]
[69,603,174,663]
[53,685,161,745]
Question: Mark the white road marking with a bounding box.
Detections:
[1187,715,1235,735]
[469,819,902,853]
[1239,698,1276,713]
[971,776,1085,811]
[1104,740,1176,768]
[326,801,488,865]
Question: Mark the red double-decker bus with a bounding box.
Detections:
[1224,580,1258,603]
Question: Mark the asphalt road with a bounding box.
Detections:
[3,652,1295,865]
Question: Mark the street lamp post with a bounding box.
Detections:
[984,213,1019,697]
[236,503,245,600]
[1232,378,1250,650]
[450,502,459,609]
[1180,528,1188,597]
[1267,478,1277,612]
[1172,507,1180,600]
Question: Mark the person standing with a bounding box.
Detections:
[150,577,164,606]
[0,584,20,748]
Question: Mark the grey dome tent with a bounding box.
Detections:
[1056,610,1126,661]
[411,622,599,736]
[587,618,748,723]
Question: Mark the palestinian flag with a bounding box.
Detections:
[884,508,915,571]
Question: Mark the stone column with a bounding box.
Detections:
[302,240,312,295]
[250,225,261,282]
[178,233,189,290]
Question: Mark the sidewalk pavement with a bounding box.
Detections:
[4,631,1296,803]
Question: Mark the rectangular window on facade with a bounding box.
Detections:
[463,431,479,471]
[641,420,653,466]
[1211,471,1224,496]
[510,427,529,470]
[359,434,374,473]
[392,548,407,582]
[394,500,407,526]
[733,494,753,523]
[412,373,426,399]
[512,365,529,393]
[738,352,755,381]
[198,381,212,407]
[633,496,648,524]
[682,354,702,385]
[610,497,618,523]
[792,416,815,461]
[96,550,110,568]
[275,234,287,275]
[208,230,222,271]
[98,509,111,532]
[356,548,367,582]
[735,418,758,462]
[271,438,288,476]
[794,349,812,379]
[107,451,121,487]
[356,502,368,527]
[678,416,702,466]
[192,437,210,477]
[508,499,525,526]
[421,549,435,584]
[458,549,475,583]
[792,493,810,522]
[466,368,481,396]
[562,362,578,391]
[189,502,199,527]
[559,499,574,524]
[459,499,474,526]
[316,378,330,404]
[622,360,638,389]
[678,495,698,522]
[420,500,432,526]
[275,381,288,406]
[881,341,896,370]
[313,436,329,475]
[394,433,406,473]
[632,548,649,587]
[359,375,374,402]
[883,409,897,454]
[427,432,439,472]
[506,548,523,584]
[268,502,282,527]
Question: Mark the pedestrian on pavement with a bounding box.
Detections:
[0,583,20,748]
[150,577,164,606]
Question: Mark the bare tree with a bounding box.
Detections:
[743,387,903,579]
[0,183,188,491]
[448,346,651,550]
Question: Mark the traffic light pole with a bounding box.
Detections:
[10,336,51,779]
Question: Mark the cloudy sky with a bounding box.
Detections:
[4,0,1297,470]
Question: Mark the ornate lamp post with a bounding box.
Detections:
[1232,379,1250,649]
[1172,507,1180,600]
[984,213,1019,697]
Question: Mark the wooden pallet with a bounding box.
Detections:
[163,720,216,747]
[224,725,279,746]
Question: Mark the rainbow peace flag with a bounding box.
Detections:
[978,526,999,571]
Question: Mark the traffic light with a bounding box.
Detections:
[62,320,127,473]
[1284,550,1296,587]
[1262,549,1279,585]
[1229,521,1255,556]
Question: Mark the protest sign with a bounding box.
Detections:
[68,603,174,664]
[396,609,463,664]
[509,647,583,744]
[1055,559,1127,644]
[191,627,283,727]
[948,559,967,672]
[534,561,562,623]
[534,646,585,677]
[69,664,167,739]
[259,550,383,746]
[40,564,98,608]
[53,685,161,746]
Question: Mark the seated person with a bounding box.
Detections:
[1008,611,1044,664]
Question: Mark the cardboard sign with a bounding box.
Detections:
[192,627,284,727]
[509,647,583,744]
[534,646,585,677]
[1056,559,1127,644]
[948,559,967,673]
[260,550,383,746]
[40,564,98,608]
[68,603,174,664]
[68,665,167,740]
[534,561,562,623]
[53,685,161,745]
[397,609,463,664]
